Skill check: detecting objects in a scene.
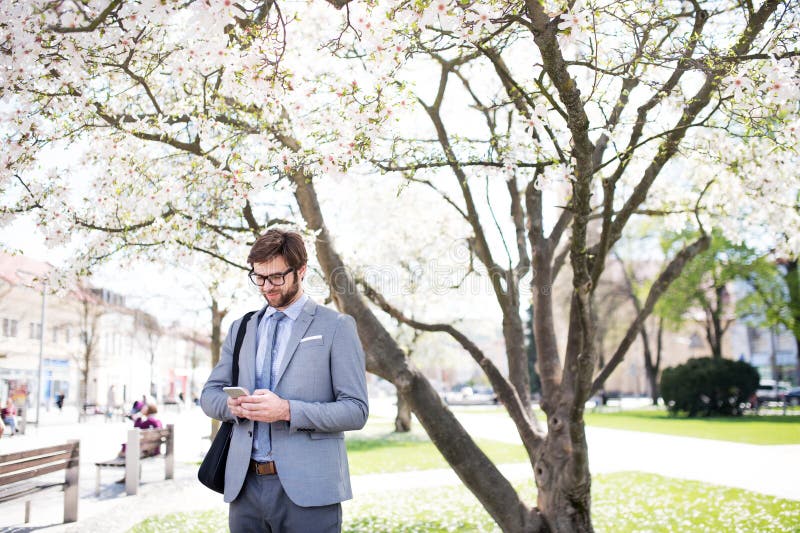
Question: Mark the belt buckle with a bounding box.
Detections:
[253,461,276,476]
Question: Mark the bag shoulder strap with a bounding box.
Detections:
[231,310,258,386]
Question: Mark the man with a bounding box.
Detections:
[201,229,368,533]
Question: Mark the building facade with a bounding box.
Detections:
[0,253,210,417]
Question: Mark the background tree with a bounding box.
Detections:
[613,252,666,405]
[739,255,800,383]
[73,289,103,417]
[134,310,162,398]
[659,229,773,359]
[1,1,798,532]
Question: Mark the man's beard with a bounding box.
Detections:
[266,278,300,309]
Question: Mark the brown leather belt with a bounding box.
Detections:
[249,460,277,476]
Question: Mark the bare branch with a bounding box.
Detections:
[375,160,549,172]
[402,177,469,221]
[358,278,545,455]
[47,0,122,33]
[591,233,711,393]
[420,62,509,301]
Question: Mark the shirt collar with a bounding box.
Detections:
[264,293,308,322]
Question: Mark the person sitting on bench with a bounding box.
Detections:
[118,402,163,458]
[2,399,18,436]
[134,403,163,430]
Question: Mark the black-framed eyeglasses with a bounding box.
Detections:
[249,267,295,287]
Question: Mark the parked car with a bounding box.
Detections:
[443,385,498,405]
[756,380,791,403]
[785,387,800,406]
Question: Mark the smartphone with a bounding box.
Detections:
[223,386,249,398]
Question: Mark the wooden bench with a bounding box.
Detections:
[0,441,80,524]
[95,424,174,496]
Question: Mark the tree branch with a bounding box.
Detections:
[358,278,545,456]
[47,0,122,33]
[591,233,711,393]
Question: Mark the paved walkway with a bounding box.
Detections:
[1,402,798,532]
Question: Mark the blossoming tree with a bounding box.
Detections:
[2,0,798,531]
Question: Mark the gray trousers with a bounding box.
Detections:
[229,471,342,533]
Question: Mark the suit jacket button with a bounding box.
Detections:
[248,431,253,437]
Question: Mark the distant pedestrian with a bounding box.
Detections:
[106,385,117,422]
[749,392,760,413]
[2,399,18,435]
[56,392,66,410]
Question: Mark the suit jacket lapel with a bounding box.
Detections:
[273,298,316,388]
[238,306,265,394]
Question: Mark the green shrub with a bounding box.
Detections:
[660,357,759,417]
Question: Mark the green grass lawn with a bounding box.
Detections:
[345,430,528,475]
[584,409,800,445]
[129,472,800,532]
[342,414,528,475]
[345,408,800,478]
[450,405,800,445]
[132,414,800,532]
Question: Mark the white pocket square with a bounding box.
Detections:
[300,335,323,343]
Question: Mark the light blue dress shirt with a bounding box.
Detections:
[251,293,309,461]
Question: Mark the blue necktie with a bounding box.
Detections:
[253,311,285,459]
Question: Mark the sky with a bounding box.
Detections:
[0,215,253,330]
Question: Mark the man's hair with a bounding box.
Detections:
[247,229,308,269]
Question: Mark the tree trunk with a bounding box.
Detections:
[649,319,664,406]
[209,298,227,438]
[708,286,725,359]
[640,327,655,401]
[536,424,593,533]
[79,372,88,418]
[394,390,412,433]
[504,307,532,414]
[210,298,225,367]
[533,299,594,532]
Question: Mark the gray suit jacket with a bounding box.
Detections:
[200,298,369,506]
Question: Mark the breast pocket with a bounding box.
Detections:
[298,336,324,348]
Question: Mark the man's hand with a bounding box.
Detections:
[238,390,291,423]
[227,395,248,419]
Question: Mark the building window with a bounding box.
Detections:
[65,327,71,343]
[52,326,59,343]
[29,322,42,340]
[2,318,18,337]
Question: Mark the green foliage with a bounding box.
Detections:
[657,229,770,330]
[660,357,759,416]
[128,473,800,533]
[584,409,800,445]
[738,258,800,341]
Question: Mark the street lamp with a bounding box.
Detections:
[17,269,47,426]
